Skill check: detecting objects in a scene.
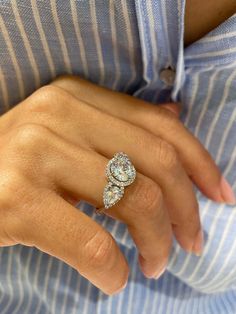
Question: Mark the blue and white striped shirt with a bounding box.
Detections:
[0,1,236,313]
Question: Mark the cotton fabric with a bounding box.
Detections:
[0,1,236,313]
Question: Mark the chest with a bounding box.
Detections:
[184,0,236,46]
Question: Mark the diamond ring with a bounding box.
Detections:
[96,152,136,213]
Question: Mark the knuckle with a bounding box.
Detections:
[85,231,114,268]
[26,85,68,117]
[132,177,163,218]
[12,123,50,154]
[53,75,85,91]
[158,140,179,171]
[53,74,76,83]
[34,84,63,103]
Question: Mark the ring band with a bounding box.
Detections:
[96,152,136,214]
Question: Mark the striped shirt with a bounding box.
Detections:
[0,0,236,313]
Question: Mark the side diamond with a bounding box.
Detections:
[103,183,124,209]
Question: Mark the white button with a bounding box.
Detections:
[160,68,176,86]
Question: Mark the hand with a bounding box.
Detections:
[0,76,233,295]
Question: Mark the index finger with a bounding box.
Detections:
[51,76,235,205]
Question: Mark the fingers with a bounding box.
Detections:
[36,133,173,278]
[51,76,230,204]
[79,105,200,252]
[71,109,201,253]
[9,92,201,254]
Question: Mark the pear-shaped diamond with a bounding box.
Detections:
[103,182,124,209]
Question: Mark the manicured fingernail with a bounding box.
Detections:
[192,229,204,256]
[142,263,166,279]
[154,266,166,279]
[220,177,236,205]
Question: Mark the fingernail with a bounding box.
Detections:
[142,264,166,279]
[192,229,204,256]
[154,265,166,279]
[220,177,236,205]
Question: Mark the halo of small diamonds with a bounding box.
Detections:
[106,152,136,187]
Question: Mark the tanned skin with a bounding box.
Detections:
[185,0,236,46]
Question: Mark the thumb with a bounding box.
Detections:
[158,103,182,117]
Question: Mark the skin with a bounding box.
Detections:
[0,76,234,296]
[0,3,235,296]
[185,0,236,46]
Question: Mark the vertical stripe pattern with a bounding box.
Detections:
[0,1,236,313]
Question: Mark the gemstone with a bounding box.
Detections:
[103,183,124,209]
[110,154,136,183]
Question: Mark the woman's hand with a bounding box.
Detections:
[0,76,233,295]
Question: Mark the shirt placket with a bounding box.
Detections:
[133,0,186,103]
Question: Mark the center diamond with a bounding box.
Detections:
[110,158,135,182]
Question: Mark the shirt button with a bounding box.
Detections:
[160,68,176,86]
